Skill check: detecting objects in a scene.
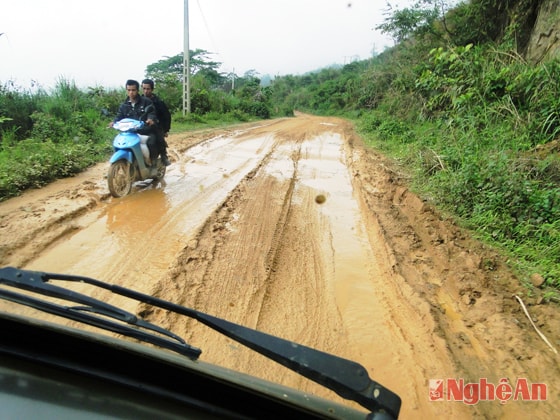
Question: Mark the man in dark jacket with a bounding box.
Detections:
[142,79,171,166]
[111,79,159,164]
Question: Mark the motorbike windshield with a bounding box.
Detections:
[114,118,144,132]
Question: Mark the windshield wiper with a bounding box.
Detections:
[0,267,401,419]
[0,267,201,359]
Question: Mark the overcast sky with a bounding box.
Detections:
[0,0,396,90]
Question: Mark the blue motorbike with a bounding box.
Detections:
[107,118,166,197]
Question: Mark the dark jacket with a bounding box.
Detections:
[144,94,171,133]
[114,96,156,124]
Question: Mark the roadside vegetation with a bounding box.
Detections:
[0,80,116,198]
[1,0,558,296]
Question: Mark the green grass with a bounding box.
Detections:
[0,136,111,200]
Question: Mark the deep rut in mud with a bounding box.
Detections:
[0,115,558,419]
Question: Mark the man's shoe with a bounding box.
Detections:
[162,156,171,166]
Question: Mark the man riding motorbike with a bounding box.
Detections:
[110,79,158,165]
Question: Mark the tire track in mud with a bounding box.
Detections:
[0,181,104,267]
[144,139,302,336]
[144,131,357,397]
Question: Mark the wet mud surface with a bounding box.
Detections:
[0,114,558,418]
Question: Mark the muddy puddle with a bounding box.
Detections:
[23,133,276,285]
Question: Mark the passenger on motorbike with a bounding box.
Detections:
[142,79,171,166]
[110,79,158,165]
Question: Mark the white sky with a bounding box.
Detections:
[0,0,396,90]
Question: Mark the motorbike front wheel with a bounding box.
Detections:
[108,160,132,197]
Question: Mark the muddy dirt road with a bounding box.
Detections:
[0,114,558,419]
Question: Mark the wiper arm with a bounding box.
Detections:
[0,267,200,359]
[0,267,401,419]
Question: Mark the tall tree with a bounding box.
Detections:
[145,49,225,86]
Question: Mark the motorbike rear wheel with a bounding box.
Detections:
[108,160,132,197]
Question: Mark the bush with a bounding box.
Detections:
[0,83,39,141]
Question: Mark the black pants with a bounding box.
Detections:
[146,134,159,161]
[154,128,168,158]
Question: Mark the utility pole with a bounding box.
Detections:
[183,0,191,115]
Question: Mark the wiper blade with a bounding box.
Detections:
[0,267,401,419]
[0,267,200,359]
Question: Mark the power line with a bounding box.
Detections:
[195,0,219,54]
